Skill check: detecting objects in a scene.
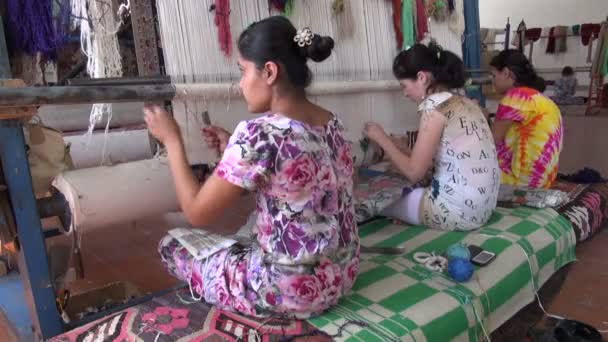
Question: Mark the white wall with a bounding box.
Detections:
[480,0,608,85]
[479,0,608,28]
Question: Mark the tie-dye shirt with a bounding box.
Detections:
[496,87,563,188]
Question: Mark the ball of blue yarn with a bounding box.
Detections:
[446,243,471,260]
[448,258,474,282]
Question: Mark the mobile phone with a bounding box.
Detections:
[467,245,496,266]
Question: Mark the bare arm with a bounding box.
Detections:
[145,105,244,234]
[491,119,513,145]
[165,138,244,232]
[389,136,412,156]
[366,110,445,183]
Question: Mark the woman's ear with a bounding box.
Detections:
[417,71,426,82]
[263,61,279,85]
[502,67,513,80]
[417,71,432,87]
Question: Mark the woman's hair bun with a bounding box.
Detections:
[303,35,335,62]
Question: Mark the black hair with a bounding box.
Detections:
[490,49,546,92]
[237,16,334,89]
[392,42,466,91]
[562,66,574,76]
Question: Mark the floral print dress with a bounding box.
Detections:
[159,113,359,319]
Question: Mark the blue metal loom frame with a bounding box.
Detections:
[0,120,64,340]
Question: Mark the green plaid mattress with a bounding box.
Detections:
[308,207,576,342]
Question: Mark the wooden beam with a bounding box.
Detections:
[0,84,176,107]
[0,80,38,120]
[67,75,170,86]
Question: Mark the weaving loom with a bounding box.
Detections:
[7,0,584,341]
[0,0,470,234]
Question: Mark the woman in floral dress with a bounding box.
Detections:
[144,16,359,319]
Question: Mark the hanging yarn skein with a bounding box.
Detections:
[213,0,232,57]
[332,0,344,15]
[426,0,449,23]
[391,0,403,50]
[6,0,66,60]
[415,0,429,42]
[332,0,354,39]
[401,0,415,50]
[269,0,295,16]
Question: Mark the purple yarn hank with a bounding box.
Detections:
[6,0,70,60]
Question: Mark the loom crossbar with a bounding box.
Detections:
[0,79,494,108]
[0,85,176,108]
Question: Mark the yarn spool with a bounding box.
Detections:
[446,243,471,260]
[447,257,474,282]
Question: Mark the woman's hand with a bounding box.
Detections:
[202,126,231,154]
[144,105,182,147]
[363,122,390,146]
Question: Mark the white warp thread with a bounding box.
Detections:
[71,0,123,165]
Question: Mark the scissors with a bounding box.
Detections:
[360,245,406,255]
[413,252,448,272]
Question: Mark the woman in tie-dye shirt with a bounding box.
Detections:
[489,50,563,188]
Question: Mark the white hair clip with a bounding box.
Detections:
[294,28,314,47]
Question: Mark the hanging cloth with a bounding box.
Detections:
[511,20,527,52]
[546,27,557,53]
[415,0,429,42]
[213,0,232,57]
[545,26,568,54]
[591,22,608,77]
[581,23,602,63]
[447,0,465,37]
[581,23,600,46]
[402,0,416,50]
[480,28,498,51]
[391,0,403,50]
[555,26,568,53]
[572,24,581,36]
[525,28,542,62]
